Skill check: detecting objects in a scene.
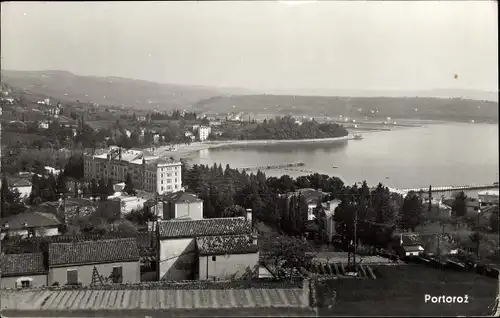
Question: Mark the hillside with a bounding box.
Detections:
[192,95,498,123]
[0,70,248,111]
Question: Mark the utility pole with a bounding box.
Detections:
[353,202,358,272]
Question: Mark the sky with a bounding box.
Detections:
[1,1,498,93]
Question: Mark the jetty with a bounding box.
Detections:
[240,162,305,172]
[398,184,499,193]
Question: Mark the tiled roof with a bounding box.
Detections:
[8,177,32,187]
[48,238,140,266]
[196,234,258,256]
[0,253,47,276]
[158,217,252,239]
[160,191,202,204]
[1,211,61,230]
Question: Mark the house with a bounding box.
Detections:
[156,215,255,281]
[322,199,341,243]
[48,238,141,286]
[286,188,328,221]
[478,190,499,205]
[1,211,61,239]
[397,233,424,258]
[38,121,49,129]
[7,177,32,198]
[151,191,204,220]
[107,194,146,215]
[0,253,48,289]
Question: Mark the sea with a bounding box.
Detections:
[188,123,499,196]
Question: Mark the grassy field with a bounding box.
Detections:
[317,264,498,316]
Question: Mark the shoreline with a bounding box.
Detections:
[158,135,353,157]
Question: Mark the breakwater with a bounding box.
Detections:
[241,162,305,172]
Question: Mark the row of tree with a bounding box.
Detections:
[208,116,349,141]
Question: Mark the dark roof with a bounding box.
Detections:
[8,177,32,187]
[48,238,140,266]
[160,191,202,204]
[158,217,252,239]
[287,188,326,205]
[1,211,61,230]
[401,234,423,246]
[403,245,423,252]
[196,234,259,256]
[0,253,47,276]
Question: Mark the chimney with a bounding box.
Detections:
[246,209,252,225]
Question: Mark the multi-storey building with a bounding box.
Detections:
[198,126,211,141]
[83,147,182,195]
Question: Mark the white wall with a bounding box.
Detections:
[158,238,197,281]
[15,186,32,198]
[120,197,146,214]
[175,202,203,220]
[198,252,259,280]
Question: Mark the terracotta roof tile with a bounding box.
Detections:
[158,217,252,239]
[0,253,47,276]
[197,234,258,256]
[48,238,140,266]
[1,211,61,230]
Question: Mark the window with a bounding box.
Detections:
[161,187,164,191]
[21,280,31,288]
[212,256,217,261]
[111,266,123,283]
[67,269,78,285]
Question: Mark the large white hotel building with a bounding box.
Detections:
[83,146,182,194]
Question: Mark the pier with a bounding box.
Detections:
[240,162,305,172]
[396,184,499,194]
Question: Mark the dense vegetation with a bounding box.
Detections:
[208,116,348,140]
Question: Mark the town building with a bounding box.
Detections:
[5,177,32,198]
[149,191,204,220]
[156,215,257,281]
[83,147,182,195]
[198,126,211,141]
[38,121,49,129]
[0,211,61,239]
[396,233,424,258]
[478,190,499,205]
[285,188,328,221]
[322,199,341,243]
[0,253,48,289]
[48,238,141,286]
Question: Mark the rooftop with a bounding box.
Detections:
[400,234,423,246]
[1,211,61,230]
[158,217,252,239]
[0,284,311,316]
[0,253,47,276]
[160,191,203,204]
[48,238,140,267]
[7,177,32,188]
[196,234,258,256]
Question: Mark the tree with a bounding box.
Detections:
[123,173,136,196]
[400,191,423,231]
[490,210,499,232]
[98,177,108,201]
[90,179,99,198]
[469,231,485,258]
[265,235,314,279]
[221,205,246,218]
[1,174,27,218]
[106,178,115,196]
[452,192,467,217]
[56,173,67,198]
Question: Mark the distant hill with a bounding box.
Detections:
[0,70,250,111]
[192,94,498,123]
[265,88,498,102]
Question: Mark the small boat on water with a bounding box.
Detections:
[332,165,338,168]
[353,134,363,140]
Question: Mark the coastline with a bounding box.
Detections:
[158,135,353,157]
